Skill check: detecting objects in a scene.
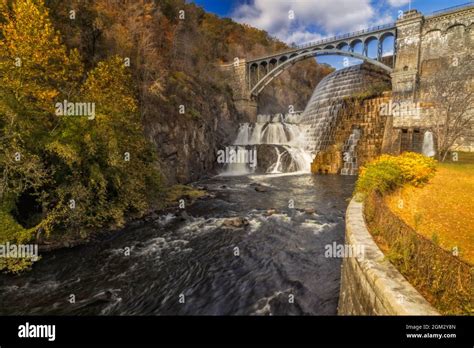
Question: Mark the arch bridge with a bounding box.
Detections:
[246,23,396,97]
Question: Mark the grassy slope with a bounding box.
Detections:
[385,152,474,265]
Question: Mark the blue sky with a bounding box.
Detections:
[190,0,472,69]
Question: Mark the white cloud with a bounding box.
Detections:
[285,31,324,45]
[372,13,395,26]
[231,0,382,45]
[387,0,410,7]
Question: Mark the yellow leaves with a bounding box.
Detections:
[357,152,438,196]
[37,89,59,103]
[0,0,83,108]
[0,209,26,243]
[0,1,162,270]
[45,140,80,167]
[0,210,41,273]
[81,55,138,115]
[385,162,474,265]
[366,152,437,187]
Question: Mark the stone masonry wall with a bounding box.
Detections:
[390,6,474,151]
[311,94,391,174]
[338,198,439,315]
[220,59,258,122]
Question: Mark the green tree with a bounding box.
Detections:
[0,1,161,272]
[46,56,162,234]
[0,0,82,242]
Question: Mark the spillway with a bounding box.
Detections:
[223,63,390,176]
[301,63,391,155]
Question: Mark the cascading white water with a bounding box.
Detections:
[284,146,313,172]
[301,63,391,158]
[341,129,361,175]
[422,131,435,157]
[249,123,264,145]
[235,123,251,145]
[267,146,284,173]
[261,123,287,144]
[224,146,253,175]
[225,113,313,174]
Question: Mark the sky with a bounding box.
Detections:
[190,0,472,69]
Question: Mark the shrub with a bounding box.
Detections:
[356,152,437,196]
[356,160,403,195]
[0,210,39,273]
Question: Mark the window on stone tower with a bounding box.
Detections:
[413,129,423,153]
[401,128,410,152]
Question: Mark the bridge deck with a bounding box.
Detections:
[247,23,396,64]
[247,2,474,65]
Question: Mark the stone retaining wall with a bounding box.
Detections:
[338,198,439,315]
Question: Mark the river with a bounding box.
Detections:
[0,173,354,315]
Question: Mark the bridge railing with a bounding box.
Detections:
[426,2,473,17]
[248,3,473,63]
[296,22,395,50]
[248,22,395,62]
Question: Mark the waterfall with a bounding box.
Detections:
[301,63,390,157]
[284,146,313,172]
[261,123,287,144]
[220,145,255,176]
[223,64,392,176]
[223,113,313,175]
[249,123,264,144]
[341,129,361,175]
[235,123,251,145]
[422,131,435,157]
[267,147,285,173]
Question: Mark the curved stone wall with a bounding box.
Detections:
[338,197,439,315]
[300,63,391,154]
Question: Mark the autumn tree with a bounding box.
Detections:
[0,0,82,234]
[0,0,162,272]
[46,56,162,233]
[423,56,474,161]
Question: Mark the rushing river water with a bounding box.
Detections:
[0,173,354,315]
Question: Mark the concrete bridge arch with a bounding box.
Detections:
[249,49,393,97]
[224,3,473,122]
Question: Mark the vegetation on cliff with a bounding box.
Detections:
[43,0,331,182]
[0,0,162,271]
[0,0,331,272]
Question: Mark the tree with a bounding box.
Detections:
[0,0,82,111]
[0,0,83,236]
[0,0,83,271]
[422,57,474,161]
[0,1,162,270]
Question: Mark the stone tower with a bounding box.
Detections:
[221,58,257,122]
[391,10,424,101]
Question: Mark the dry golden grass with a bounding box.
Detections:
[385,152,474,265]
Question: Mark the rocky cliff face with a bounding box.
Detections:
[146,92,241,183]
[49,0,332,184]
